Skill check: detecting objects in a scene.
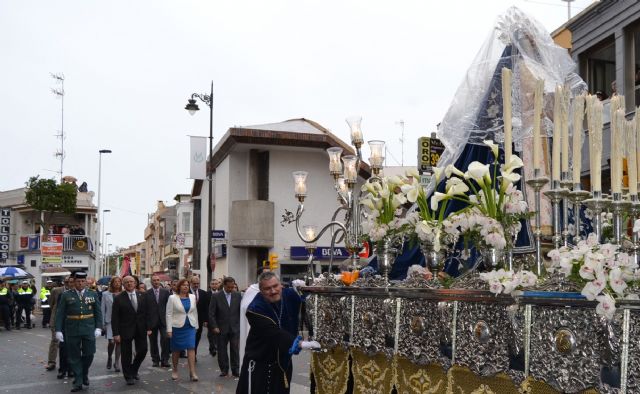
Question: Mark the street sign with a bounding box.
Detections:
[211,230,225,239]
[418,135,445,172]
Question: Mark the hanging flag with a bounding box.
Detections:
[190,136,207,179]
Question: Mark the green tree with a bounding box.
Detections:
[24,176,77,239]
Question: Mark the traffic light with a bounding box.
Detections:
[268,253,279,270]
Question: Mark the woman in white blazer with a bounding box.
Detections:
[166,279,199,381]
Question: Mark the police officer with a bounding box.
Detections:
[16,280,34,329]
[0,279,12,331]
[55,272,103,392]
[41,280,53,328]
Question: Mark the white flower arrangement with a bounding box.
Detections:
[547,233,640,320]
[360,175,414,242]
[479,268,538,295]
[429,140,529,252]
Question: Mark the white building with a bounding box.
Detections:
[0,186,97,287]
[192,118,370,289]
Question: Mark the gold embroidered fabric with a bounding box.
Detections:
[311,352,602,394]
[351,348,394,394]
[519,377,599,394]
[394,356,447,394]
[310,346,350,394]
[446,366,519,394]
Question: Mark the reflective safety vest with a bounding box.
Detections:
[18,287,33,295]
[0,288,7,296]
[40,288,51,307]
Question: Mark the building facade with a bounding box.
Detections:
[192,118,370,289]
[142,201,178,279]
[0,185,97,286]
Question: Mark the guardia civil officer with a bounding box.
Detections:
[55,271,103,392]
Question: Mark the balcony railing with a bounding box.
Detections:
[20,234,95,253]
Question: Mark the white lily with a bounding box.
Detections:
[405,167,419,179]
[484,140,499,158]
[445,164,465,178]
[502,155,524,174]
[430,192,447,211]
[401,183,420,203]
[501,171,521,184]
[361,198,376,210]
[446,177,469,195]
[465,162,490,185]
[392,193,406,208]
[433,167,444,184]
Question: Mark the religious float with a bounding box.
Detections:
[282,7,640,394]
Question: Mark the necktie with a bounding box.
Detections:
[195,290,199,303]
[155,289,159,303]
[226,292,231,306]
[130,292,138,311]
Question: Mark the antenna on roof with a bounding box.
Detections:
[50,72,65,182]
[395,120,405,166]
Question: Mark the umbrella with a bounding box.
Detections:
[0,266,32,278]
[96,276,113,286]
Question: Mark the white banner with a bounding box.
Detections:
[189,136,207,179]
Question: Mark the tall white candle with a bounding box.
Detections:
[561,89,570,174]
[552,85,563,182]
[502,67,512,163]
[587,95,603,193]
[572,94,585,185]
[533,79,544,171]
[610,96,624,194]
[626,119,638,196]
[612,109,626,194]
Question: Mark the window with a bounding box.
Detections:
[181,212,191,234]
[583,37,616,100]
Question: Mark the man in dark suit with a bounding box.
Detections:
[208,276,241,377]
[112,275,150,385]
[190,276,209,361]
[145,274,170,368]
[206,278,221,357]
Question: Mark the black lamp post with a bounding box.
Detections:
[185,82,213,278]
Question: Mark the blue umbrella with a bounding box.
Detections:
[96,275,112,286]
[0,266,32,278]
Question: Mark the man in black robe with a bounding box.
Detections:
[236,272,319,394]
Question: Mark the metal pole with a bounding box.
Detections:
[206,81,214,286]
[96,153,102,278]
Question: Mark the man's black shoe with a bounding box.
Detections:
[219,372,228,377]
[70,386,82,392]
[161,362,170,368]
[210,351,217,357]
[152,362,159,367]
[126,378,135,385]
[67,372,74,378]
[83,376,89,386]
[57,371,66,379]
[46,363,56,371]
[134,374,140,380]
[232,373,240,378]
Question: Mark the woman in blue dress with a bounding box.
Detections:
[166,278,198,381]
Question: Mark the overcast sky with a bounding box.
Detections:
[1,0,595,250]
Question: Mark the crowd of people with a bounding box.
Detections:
[1,268,319,393]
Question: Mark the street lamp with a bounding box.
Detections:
[104,232,111,275]
[185,82,213,285]
[100,209,111,277]
[96,149,112,278]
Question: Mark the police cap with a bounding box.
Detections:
[72,271,88,279]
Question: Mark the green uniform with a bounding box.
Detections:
[55,289,103,389]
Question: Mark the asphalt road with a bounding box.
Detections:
[0,317,312,393]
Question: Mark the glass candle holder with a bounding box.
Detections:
[342,155,358,183]
[346,116,363,147]
[327,147,343,176]
[292,171,308,198]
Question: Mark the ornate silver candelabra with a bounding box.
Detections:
[526,169,549,276]
[543,180,566,250]
[560,172,572,247]
[584,191,608,244]
[567,183,590,244]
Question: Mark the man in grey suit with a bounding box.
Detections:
[208,276,241,377]
[145,275,170,367]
